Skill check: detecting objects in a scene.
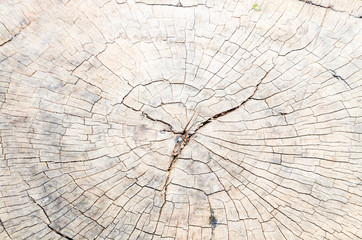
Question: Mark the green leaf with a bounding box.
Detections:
[252,3,261,11]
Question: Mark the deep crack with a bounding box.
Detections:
[192,68,272,135]
[298,0,361,18]
[0,219,11,239]
[329,69,351,89]
[153,69,272,235]
[28,195,73,240]
[1,1,361,239]
[48,225,74,240]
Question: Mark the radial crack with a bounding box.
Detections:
[0,21,32,47]
[192,68,273,134]
[298,0,360,18]
[329,69,351,89]
[48,225,74,240]
[153,69,272,236]
[28,195,73,240]
[0,219,11,239]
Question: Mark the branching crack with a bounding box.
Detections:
[299,0,333,10]
[142,112,177,134]
[121,101,177,134]
[192,69,272,134]
[153,69,272,235]
[152,111,197,238]
[329,69,351,89]
[298,0,361,18]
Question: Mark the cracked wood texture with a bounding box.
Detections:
[0,0,362,239]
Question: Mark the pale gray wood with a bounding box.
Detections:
[0,0,361,239]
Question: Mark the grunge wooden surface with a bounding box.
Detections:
[0,0,361,239]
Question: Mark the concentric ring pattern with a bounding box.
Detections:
[0,0,361,239]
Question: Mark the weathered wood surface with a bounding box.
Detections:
[0,0,361,239]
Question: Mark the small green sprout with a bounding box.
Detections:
[252,3,261,11]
